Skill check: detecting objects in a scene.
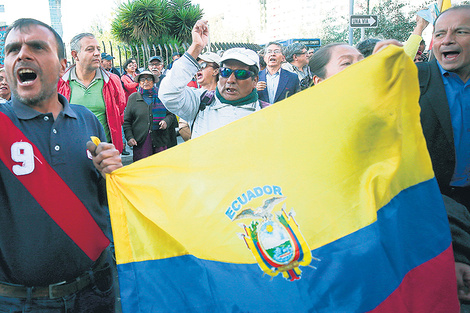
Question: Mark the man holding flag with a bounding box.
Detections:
[0,18,122,312]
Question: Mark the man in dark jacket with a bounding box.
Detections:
[417,4,470,303]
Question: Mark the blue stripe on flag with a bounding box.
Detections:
[118,178,451,313]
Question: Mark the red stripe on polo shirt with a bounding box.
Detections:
[0,111,109,261]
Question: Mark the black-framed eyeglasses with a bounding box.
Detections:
[219,67,255,80]
[139,77,154,82]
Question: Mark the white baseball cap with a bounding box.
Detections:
[198,52,221,66]
[220,48,260,69]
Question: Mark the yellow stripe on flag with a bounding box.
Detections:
[441,0,451,12]
[107,46,434,266]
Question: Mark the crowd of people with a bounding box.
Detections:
[0,3,469,312]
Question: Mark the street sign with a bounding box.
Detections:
[350,15,378,28]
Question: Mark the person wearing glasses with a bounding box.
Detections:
[124,71,176,162]
[257,42,300,104]
[159,20,269,139]
[196,52,220,90]
[179,51,221,141]
[282,43,312,90]
[148,56,166,88]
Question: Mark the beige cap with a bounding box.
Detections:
[198,52,221,66]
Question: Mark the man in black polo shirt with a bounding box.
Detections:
[0,18,122,312]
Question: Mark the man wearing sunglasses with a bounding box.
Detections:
[159,20,269,139]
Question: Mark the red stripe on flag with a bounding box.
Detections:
[0,112,109,261]
[370,245,459,313]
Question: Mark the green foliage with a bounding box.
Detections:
[320,0,432,46]
[111,0,203,48]
[168,0,204,42]
[366,0,414,42]
[320,12,349,45]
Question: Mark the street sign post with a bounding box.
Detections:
[350,15,378,28]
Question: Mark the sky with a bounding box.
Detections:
[1,0,219,44]
[1,0,468,45]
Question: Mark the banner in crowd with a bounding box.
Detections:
[107,46,459,313]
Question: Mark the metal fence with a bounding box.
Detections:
[98,41,263,74]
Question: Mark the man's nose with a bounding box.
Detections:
[226,72,237,83]
[17,46,33,61]
[441,32,456,45]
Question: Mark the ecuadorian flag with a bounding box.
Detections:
[107,46,459,312]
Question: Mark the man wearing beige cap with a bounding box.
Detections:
[159,20,269,139]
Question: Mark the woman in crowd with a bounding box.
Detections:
[121,58,139,102]
[179,52,220,141]
[0,68,11,103]
[309,40,401,85]
[196,52,220,90]
[123,71,176,162]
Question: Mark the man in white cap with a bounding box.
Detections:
[159,20,268,139]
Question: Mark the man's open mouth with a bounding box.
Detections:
[18,69,37,84]
[442,51,460,60]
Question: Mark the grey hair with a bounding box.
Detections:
[284,43,307,63]
[265,42,284,55]
[70,33,95,52]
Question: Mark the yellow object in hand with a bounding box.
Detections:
[90,136,101,146]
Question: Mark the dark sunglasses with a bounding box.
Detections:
[199,62,218,70]
[219,67,255,80]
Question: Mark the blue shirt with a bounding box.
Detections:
[266,69,281,104]
[437,61,470,187]
[0,95,110,285]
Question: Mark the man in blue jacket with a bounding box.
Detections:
[257,42,300,104]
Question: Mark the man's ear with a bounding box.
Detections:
[312,75,322,85]
[59,59,67,77]
[71,50,79,62]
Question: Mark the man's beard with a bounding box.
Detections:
[11,83,57,107]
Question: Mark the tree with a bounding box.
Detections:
[365,0,414,42]
[168,0,204,42]
[111,0,203,57]
[320,0,433,46]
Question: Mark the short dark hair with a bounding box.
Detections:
[123,58,136,73]
[356,38,381,58]
[308,43,345,80]
[5,18,65,60]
